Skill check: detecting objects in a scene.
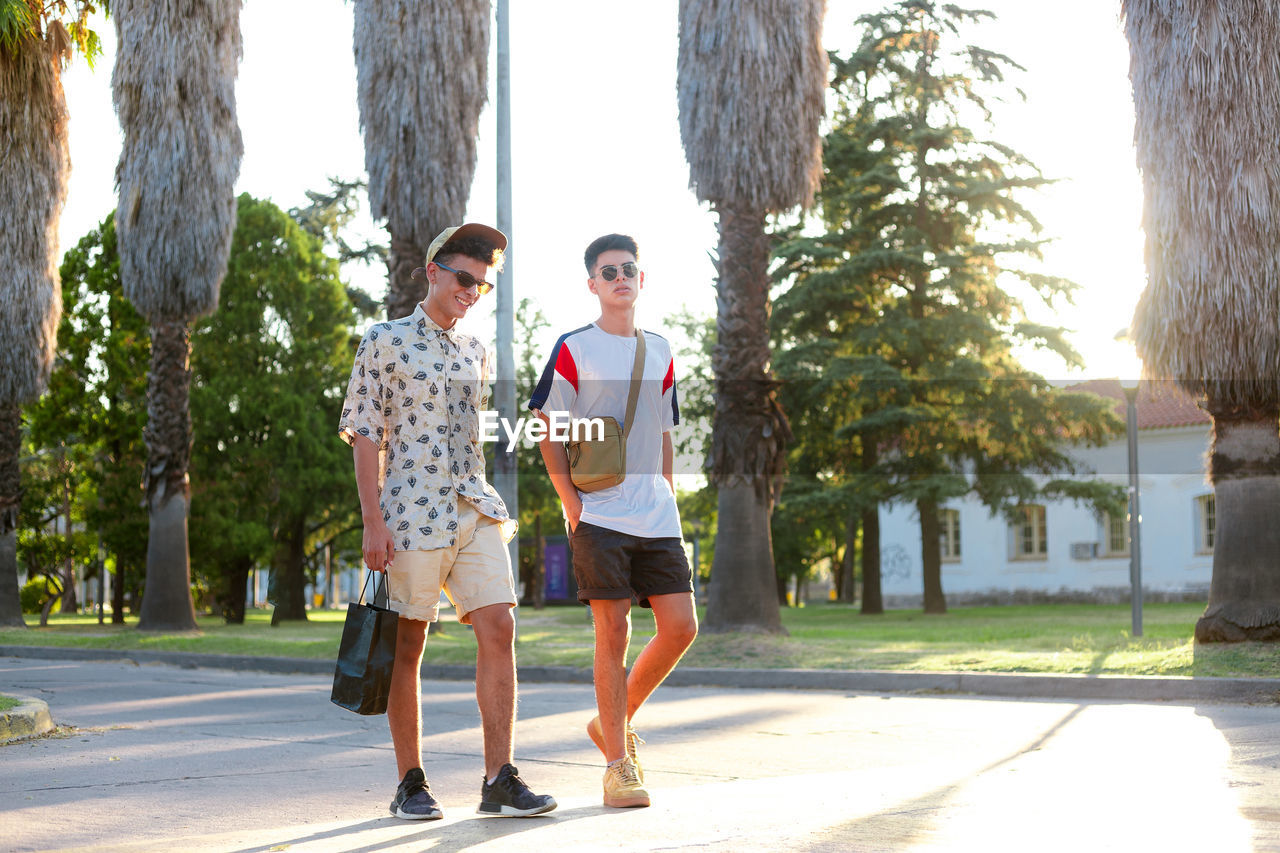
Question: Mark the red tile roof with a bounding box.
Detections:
[1065,379,1209,430]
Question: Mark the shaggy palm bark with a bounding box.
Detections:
[352,0,489,319]
[1124,1,1280,641]
[0,30,70,629]
[678,0,826,634]
[113,0,242,631]
[137,321,198,630]
[704,205,789,633]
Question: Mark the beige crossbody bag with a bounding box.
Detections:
[566,329,646,493]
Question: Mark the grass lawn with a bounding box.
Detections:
[0,695,19,712]
[2,602,1279,678]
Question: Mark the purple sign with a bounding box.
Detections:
[544,541,570,600]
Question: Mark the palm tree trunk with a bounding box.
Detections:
[704,203,787,634]
[386,234,426,320]
[1195,409,1280,641]
[137,320,197,631]
[918,497,946,614]
[0,403,25,628]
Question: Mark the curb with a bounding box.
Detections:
[3,644,1279,704]
[0,692,54,744]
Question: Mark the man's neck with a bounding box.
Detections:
[594,305,636,337]
[422,301,457,331]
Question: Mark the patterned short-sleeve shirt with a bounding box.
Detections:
[339,304,513,551]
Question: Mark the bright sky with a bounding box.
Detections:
[57,0,1145,381]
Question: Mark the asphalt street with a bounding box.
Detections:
[2,656,1279,852]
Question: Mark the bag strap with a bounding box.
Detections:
[360,570,391,606]
[622,328,646,438]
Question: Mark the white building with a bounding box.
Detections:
[877,381,1215,607]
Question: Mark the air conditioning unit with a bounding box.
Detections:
[1070,542,1099,560]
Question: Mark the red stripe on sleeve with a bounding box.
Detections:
[555,343,579,393]
[662,358,674,395]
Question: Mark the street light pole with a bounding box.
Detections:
[494,0,517,584]
[1121,381,1143,637]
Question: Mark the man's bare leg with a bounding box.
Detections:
[388,617,428,777]
[624,592,698,720]
[590,597,633,761]
[470,602,516,780]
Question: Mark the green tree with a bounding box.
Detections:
[189,194,358,624]
[0,0,108,627]
[774,1,1123,614]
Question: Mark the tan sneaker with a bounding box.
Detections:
[603,756,650,808]
[587,717,646,782]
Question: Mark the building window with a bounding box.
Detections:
[1012,505,1048,560]
[1197,494,1215,554]
[1104,513,1130,557]
[939,508,961,562]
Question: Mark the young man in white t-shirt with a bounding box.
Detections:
[529,233,698,809]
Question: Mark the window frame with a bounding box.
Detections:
[1011,504,1049,562]
[939,508,961,563]
[1103,512,1130,558]
[1196,494,1215,555]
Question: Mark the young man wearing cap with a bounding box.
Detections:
[528,233,698,809]
[339,223,556,820]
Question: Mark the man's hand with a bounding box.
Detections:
[362,517,396,573]
[564,493,583,533]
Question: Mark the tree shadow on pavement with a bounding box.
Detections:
[1194,702,1280,852]
[799,704,1085,851]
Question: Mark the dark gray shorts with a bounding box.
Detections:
[570,521,693,607]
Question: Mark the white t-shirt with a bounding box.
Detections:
[528,323,682,539]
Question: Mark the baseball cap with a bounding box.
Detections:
[426,223,508,263]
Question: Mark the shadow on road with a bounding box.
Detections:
[800,704,1086,850]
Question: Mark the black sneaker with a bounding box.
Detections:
[389,767,443,820]
[477,763,558,817]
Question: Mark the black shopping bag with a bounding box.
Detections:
[330,572,399,715]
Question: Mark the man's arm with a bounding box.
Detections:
[353,435,395,571]
[533,410,583,531]
[662,431,675,492]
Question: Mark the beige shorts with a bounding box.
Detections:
[385,500,516,624]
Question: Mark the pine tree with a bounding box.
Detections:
[774,1,1124,613]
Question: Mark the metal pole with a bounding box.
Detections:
[1124,387,1143,637]
[494,0,519,611]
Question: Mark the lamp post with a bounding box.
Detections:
[1119,377,1143,637]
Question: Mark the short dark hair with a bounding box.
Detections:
[436,235,505,271]
[584,233,638,274]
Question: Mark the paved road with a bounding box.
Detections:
[2,657,1279,852]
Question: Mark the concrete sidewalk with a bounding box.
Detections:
[3,643,1279,705]
[4,656,1279,852]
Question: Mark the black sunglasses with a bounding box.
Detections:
[596,262,639,282]
[433,261,494,295]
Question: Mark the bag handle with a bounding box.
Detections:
[359,570,391,606]
[622,328,646,439]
